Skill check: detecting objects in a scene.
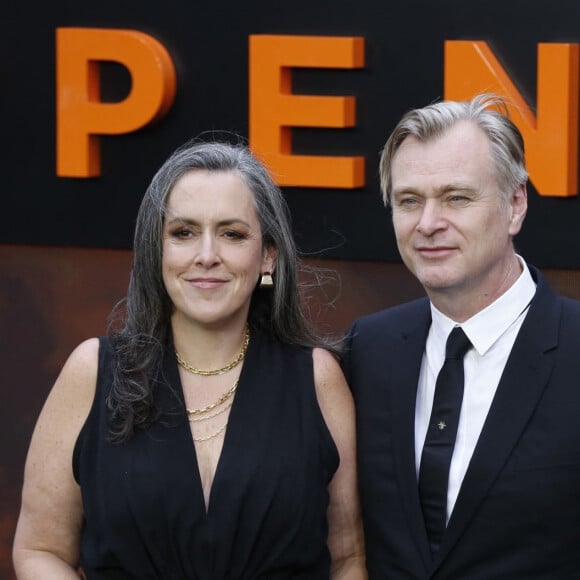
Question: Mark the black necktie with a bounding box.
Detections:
[419,326,472,554]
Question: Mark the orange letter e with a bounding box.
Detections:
[249,34,365,188]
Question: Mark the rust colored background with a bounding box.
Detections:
[2,244,580,578]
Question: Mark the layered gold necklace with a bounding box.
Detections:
[176,326,250,442]
[187,379,239,441]
[175,325,250,376]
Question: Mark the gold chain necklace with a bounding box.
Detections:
[175,325,250,376]
[188,399,233,422]
[186,379,239,416]
[193,421,228,442]
[187,379,238,442]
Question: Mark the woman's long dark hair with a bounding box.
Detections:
[107,139,330,442]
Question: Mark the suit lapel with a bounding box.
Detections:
[437,270,561,563]
[389,302,433,566]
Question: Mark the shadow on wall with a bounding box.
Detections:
[2,244,580,578]
[0,270,57,579]
[0,245,132,580]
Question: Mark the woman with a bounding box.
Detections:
[13,140,366,578]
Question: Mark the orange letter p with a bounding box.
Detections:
[56,28,177,177]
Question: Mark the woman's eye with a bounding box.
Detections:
[173,228,192,238]
[224,230,246,240]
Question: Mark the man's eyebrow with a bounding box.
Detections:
[392,183,477,197]
[438,182,477,194]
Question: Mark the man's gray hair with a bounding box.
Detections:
[379,93,528,206]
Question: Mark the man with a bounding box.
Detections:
[343,93,580,579]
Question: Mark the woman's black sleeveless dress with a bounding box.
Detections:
[73,331,339,579]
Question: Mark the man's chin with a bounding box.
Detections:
[415,268,458,292]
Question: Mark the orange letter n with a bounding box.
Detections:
[445,40,579,197]
[249,35,365,188]
[56,28,177,177]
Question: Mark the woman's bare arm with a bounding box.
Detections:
[313,347,367,580]
[13,338,99,578]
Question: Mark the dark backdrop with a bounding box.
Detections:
[4,1,580,578]
[3,0,580,265]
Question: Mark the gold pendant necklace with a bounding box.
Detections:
[175,325,250,376]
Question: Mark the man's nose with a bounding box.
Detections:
[416,200,446,235]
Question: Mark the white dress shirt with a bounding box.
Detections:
[414,257,537,522]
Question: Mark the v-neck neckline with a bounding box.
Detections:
[167,331,256,517]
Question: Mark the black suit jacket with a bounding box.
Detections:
[343,266,580,579]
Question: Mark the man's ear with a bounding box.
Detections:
[509,183,528,236]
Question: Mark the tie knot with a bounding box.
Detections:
[445,326,471,360]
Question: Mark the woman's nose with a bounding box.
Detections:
[194,233,220,266]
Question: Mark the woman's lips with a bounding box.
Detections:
[188,278,228,289]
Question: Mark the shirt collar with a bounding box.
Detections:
[430,256,537,356]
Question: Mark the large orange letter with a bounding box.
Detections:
[445,41,579,197]
[249,35,365,188]
[56,28,177,177]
